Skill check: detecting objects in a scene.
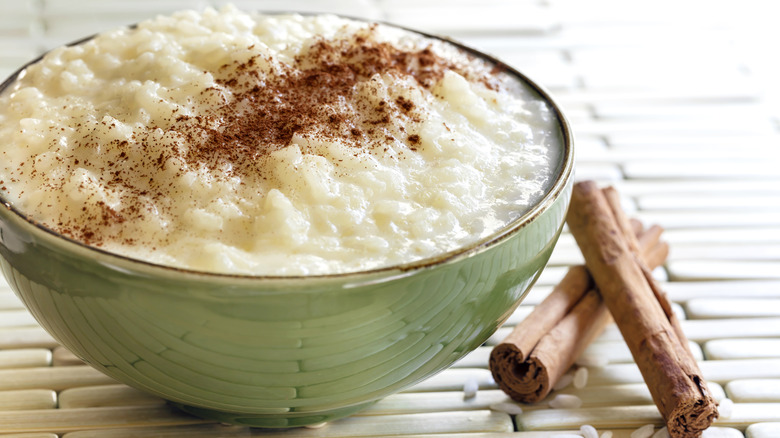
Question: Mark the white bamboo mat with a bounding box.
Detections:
[2,0,780,437]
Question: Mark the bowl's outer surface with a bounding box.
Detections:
[0,174,569,426]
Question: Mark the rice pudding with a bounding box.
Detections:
[0,7,560,275]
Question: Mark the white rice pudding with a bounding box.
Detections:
[0,7,560,275]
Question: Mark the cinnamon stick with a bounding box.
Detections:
[494,288,609,402]
[567,181,718,438]
[491,266,593,368]
[489,217,667,403]
[603,187,692,358]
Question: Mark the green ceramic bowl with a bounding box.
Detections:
[0,22,574,428]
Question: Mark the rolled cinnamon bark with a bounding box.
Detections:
[489,212,667,403]
[603,188,687,347]
[491,265,593,369]
[491,287,609,402]
[567,181,718,438]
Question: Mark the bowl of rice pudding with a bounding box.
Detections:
[0,6,573,427]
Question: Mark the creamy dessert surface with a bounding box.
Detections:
[0,7,560,275]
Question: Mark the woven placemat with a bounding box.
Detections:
[1,0,780,437]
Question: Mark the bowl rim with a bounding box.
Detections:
[0,11,574,281]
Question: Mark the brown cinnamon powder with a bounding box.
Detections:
[47,26,499,247]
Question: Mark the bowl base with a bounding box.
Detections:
[169,400,377,428]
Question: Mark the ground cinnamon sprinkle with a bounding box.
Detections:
[173,31,470,176]
[48,26,498,247]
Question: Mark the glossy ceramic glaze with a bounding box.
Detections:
[0,20,574,428]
